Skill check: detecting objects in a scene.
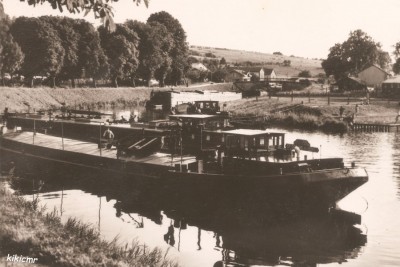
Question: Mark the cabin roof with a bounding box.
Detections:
[223,129,284,136]
[169,114,218,119]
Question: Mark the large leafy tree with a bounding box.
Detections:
[99,24,139,87]
[0,15,24,85]
[147,11,189,86]
[393,42,400,75]
[75,19,109,87]
[10,17,65,87]
[322,30,390,80]
[126,20,174,87]
[40,16,80,86]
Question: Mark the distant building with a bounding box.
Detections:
[146,90,242,112]
[191,63,209,72]
[264,68,277,81]
[357,64,390,89]
[337,76,367,92]
[382,76,400,97]
[225,69,251,82]
[237,67,276,81]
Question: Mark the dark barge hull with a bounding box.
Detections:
[6,116,167,141]
[0,133,368,213]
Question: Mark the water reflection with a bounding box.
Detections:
[6,169,367,267]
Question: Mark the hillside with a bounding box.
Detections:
[190,46,324,77]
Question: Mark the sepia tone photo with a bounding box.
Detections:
[0,0,399,266]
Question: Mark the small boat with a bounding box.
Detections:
[0,120,368,214]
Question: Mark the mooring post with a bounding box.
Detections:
[99,122,102,157]
[33,119,35,144]
[61,121,64,150]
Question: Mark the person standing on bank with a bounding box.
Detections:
[103,127,114,149]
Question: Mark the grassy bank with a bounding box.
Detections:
[226,95,400,133]
[0,83,233,113]
[0,181,179,267]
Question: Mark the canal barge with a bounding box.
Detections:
[0,117,368,213]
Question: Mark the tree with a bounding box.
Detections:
[322,30,390,80]
[211,68,228,83]
[40,16,80,86]
[273,51,283,55]
[11,17,65,87]
[298,70,311,78]
[147,11,189,86]
[126,20,173,87]
[393,58,400,75]
[394,42,400,59]
[0,15,24,85]
[283,60,291,66]
[74,19,109,87]
[99,24,139,87]
[13,0,148,31]
[393,42,400,74]
[220,57,226,65]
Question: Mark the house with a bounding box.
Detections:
[225,69,251,82]
[357,64,390,89]
[382,76,400,98]
[237,67,276,81]
[191,63,209,72]
[337,76,367,92]
[264,68,277,81]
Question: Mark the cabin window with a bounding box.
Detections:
[269,138,273,147]
[206,134,210,141]
[244,139,249,151]
[260,138,265,145]
[191,134,195,140]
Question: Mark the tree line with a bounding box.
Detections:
[0,11,190,88]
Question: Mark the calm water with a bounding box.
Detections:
[4,129,400,267]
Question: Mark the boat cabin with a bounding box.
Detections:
[187,101,220,114]
[223,129,285,159]
[168,114,230,153]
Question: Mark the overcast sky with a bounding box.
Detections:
[3,0,400,59]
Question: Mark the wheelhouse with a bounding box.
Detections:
[223,129,285,160]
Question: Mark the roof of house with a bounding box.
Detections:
[239,67,264,73]
[237,67,275,75]
[191,63,209,71]
[382,76,400,83]
[358,64,390,75]
[264,68,275,75]
[347,76,364,84]
[229,69,247,76]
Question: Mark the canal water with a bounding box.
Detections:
[3,129,400,267]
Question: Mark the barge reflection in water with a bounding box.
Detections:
[6,167,367,267]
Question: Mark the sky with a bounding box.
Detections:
[3,0,400,59]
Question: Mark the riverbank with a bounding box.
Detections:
[226,95,400,133]
[0,83,233,113]
[0,180,179,267]
[2,84,399,133]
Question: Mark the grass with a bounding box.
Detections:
[0,181,180,267]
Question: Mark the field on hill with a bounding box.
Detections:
[190,46,324,77]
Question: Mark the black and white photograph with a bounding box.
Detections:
[0,0,400,266]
